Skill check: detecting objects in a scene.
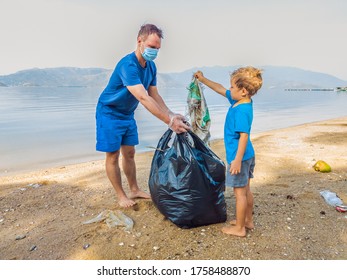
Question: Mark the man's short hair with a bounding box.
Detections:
[138,24,164,40]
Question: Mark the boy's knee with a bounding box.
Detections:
[234,186,247,195]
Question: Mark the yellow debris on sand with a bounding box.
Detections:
[313,160,331,173]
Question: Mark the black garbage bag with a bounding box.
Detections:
[148,129,227,228]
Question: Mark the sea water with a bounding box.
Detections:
[0,86,346,175]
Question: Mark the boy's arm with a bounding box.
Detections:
[230,132,248,175]
[194,71,227,97]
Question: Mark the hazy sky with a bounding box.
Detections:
[1,0,347,80]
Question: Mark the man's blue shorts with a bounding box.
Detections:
[226,157,255,187]
[96,114,139,152]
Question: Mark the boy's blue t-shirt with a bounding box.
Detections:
[96,52,157,119]
[224,89,255,164]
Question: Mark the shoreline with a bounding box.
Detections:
[1,115,346,179]
[1,116,347,260]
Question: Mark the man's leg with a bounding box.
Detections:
[120,145,151,200]
[105,150,136,207]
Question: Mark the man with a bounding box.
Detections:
[96,24,189,207]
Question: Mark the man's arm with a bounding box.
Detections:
[127,84,171,123]
[127,84,189,133]
[147,85,173,116]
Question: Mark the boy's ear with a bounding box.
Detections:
[241,88,249,96]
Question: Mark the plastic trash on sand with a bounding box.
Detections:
[83,210,133,231]
[320,190,343,207]
[313,160,331,173]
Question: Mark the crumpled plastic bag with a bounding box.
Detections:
[186,77,211,145]
[320,190,343,207]
[83,210,133,231]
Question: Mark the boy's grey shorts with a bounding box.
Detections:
[226,157,255,187]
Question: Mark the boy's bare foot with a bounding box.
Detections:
[221,225,246,237]
[118,197,137,208]
[129,189,151,200]
[229,220,254,230]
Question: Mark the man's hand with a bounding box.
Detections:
[169,114,190,134]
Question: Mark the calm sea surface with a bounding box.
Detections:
[0,86,346,175]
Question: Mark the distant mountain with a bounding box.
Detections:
[0,66,346,89]
[259,66,347,88]
[158,65,347,89]
[0,67,112,87]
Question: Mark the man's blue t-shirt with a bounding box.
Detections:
[96,52,157,119]
[224,89,255,164]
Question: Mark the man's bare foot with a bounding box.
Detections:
[221,225,246,237]
[129,189,151,200]
[118,197,137,208]
[229,220,254,230]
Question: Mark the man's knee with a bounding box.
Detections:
[121,146,136,160]
[106,151,120,164]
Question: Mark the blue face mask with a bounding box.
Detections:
[142,47,159,61]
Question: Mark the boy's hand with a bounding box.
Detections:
[230,160,242,175]
[194,71,204,80]
[194,70,226,97]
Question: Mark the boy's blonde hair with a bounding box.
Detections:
[231,66,263,96]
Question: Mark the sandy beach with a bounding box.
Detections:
[0,116,346,260]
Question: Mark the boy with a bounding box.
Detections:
[194,67,263,237]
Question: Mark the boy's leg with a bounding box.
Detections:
[245,180,254,229]
[230,180,254,229]
[120,145,150,200]
[106,151,136,208]
[222,186,247,237]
